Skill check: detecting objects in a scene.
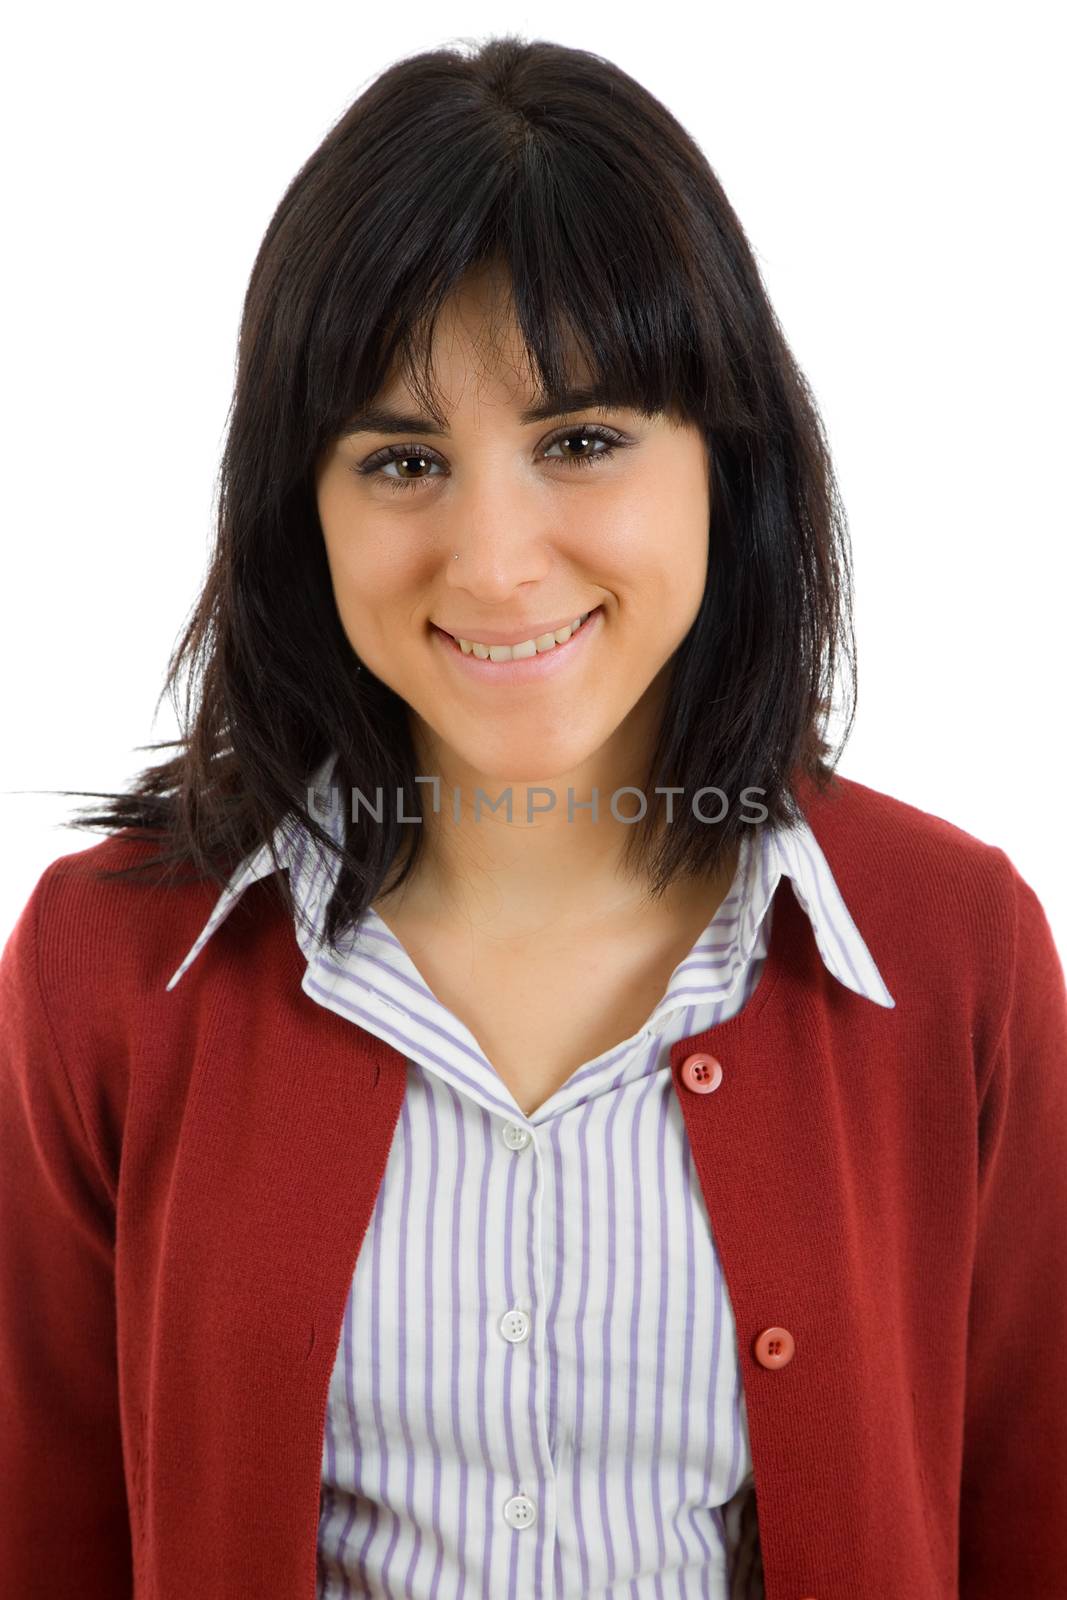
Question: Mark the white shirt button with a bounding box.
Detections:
[499,1308,530,1343]
[502,1122,531,1149]
[503,1493,537,1529]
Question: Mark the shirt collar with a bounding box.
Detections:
[164,752,339,993]
[166,759,894,1009]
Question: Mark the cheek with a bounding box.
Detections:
[322,533,417,622]
[321,545,366,641]
[610,518,708,620]
[593,465,708,580]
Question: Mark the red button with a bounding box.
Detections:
[753,1326,795,1368]
[680,1052,723,1093]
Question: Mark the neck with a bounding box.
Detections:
[378,709,739,946]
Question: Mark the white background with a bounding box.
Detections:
[1,2,1064,956]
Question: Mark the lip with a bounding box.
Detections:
[434,612,595,648]
[430,604,604,685]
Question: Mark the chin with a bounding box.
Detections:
[451,735,604,792]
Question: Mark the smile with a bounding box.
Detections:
[430,605,604,685]
[450,611,594,660]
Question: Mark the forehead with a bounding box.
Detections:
[379,263,594,418]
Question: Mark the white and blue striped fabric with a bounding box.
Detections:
[167,756,894,1599]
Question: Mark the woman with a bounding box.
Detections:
[1,33,1064,1600]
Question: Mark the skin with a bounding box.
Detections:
[313,262,738,952]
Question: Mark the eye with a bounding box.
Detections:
[355,447,445,491]
[541,424,627,469]
[354,423,630,494]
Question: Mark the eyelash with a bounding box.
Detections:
[356,424,629,494]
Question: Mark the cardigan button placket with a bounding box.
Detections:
[679,1051,723,1092]
[680,1047,802,1565]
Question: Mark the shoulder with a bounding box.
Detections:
[1,828,293,1074]
[0,829,293,1197]
[794,767,1018,905]
[791,769,1039,1042]
[15,824,307,1006]
[5,830,223,1002]
[0,832,218,1204]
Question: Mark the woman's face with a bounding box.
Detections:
[314,267,711,787]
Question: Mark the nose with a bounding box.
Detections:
[441,513,554,601]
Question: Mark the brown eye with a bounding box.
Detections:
[374,449,442,483]
[542,424,626,469]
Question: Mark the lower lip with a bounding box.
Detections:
[430,606,604,685]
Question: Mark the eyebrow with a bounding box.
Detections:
[337,387,616,440]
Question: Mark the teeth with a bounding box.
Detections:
[456,611,593,661]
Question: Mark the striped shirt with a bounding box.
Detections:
[167,757,894,1599]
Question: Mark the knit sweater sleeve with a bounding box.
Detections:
[0,865,133,1596]
[959,853,1067,1594]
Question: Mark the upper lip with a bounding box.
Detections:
[434,608,597,646]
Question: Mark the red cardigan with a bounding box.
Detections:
[1,770,1065,1599]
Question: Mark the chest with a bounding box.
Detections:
[372,908,710,1116]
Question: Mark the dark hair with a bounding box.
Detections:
[54,31,855,953]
